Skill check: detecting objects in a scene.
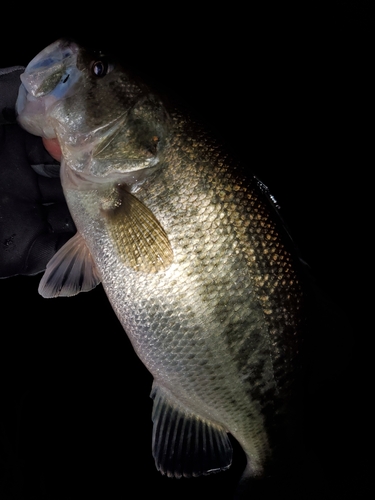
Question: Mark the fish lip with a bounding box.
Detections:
[15,82,53,138]
[20,39,80,98]
[16,38,82,139]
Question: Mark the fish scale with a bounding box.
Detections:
[67,114,282,468]
[16,38,305,497]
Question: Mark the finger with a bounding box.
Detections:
[42,137,62,162]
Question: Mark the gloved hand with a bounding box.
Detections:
[0,66,76,278]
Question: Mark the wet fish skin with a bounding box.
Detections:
[16,39,305,496]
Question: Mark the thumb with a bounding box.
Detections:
[42,137,62,162]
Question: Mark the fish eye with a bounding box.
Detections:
[91,59,112,78]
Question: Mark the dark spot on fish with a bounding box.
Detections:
[62,74,70,84]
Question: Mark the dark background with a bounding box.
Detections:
[1,3,374,499]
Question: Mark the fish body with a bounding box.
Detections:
[16,39,305,495]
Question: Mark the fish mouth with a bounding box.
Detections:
[16,39,81,139]
[20,39,79,98]
[16,83,56,138]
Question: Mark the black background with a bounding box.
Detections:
[1,3,374,499]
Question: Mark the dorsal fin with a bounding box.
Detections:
[150,385,233,478]
[38,232,101,298]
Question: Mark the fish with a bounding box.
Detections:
[16,38,306,498]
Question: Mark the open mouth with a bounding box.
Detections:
[16,83,56,139]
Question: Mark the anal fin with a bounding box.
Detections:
[150,385,233,479]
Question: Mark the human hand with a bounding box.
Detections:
[0,66,75,278]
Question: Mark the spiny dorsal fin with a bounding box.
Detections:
[150,385,233,478]
[102,186,173,273]
[38,232,101,298]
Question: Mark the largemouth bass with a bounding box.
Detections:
[16,38,305,498]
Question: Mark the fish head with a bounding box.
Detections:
[16,38,170,185]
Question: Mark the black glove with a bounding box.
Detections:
[0,66,76,278]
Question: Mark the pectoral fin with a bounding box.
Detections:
[150,385,233,478]
[103,185,173,273]
[38,232,101,298]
